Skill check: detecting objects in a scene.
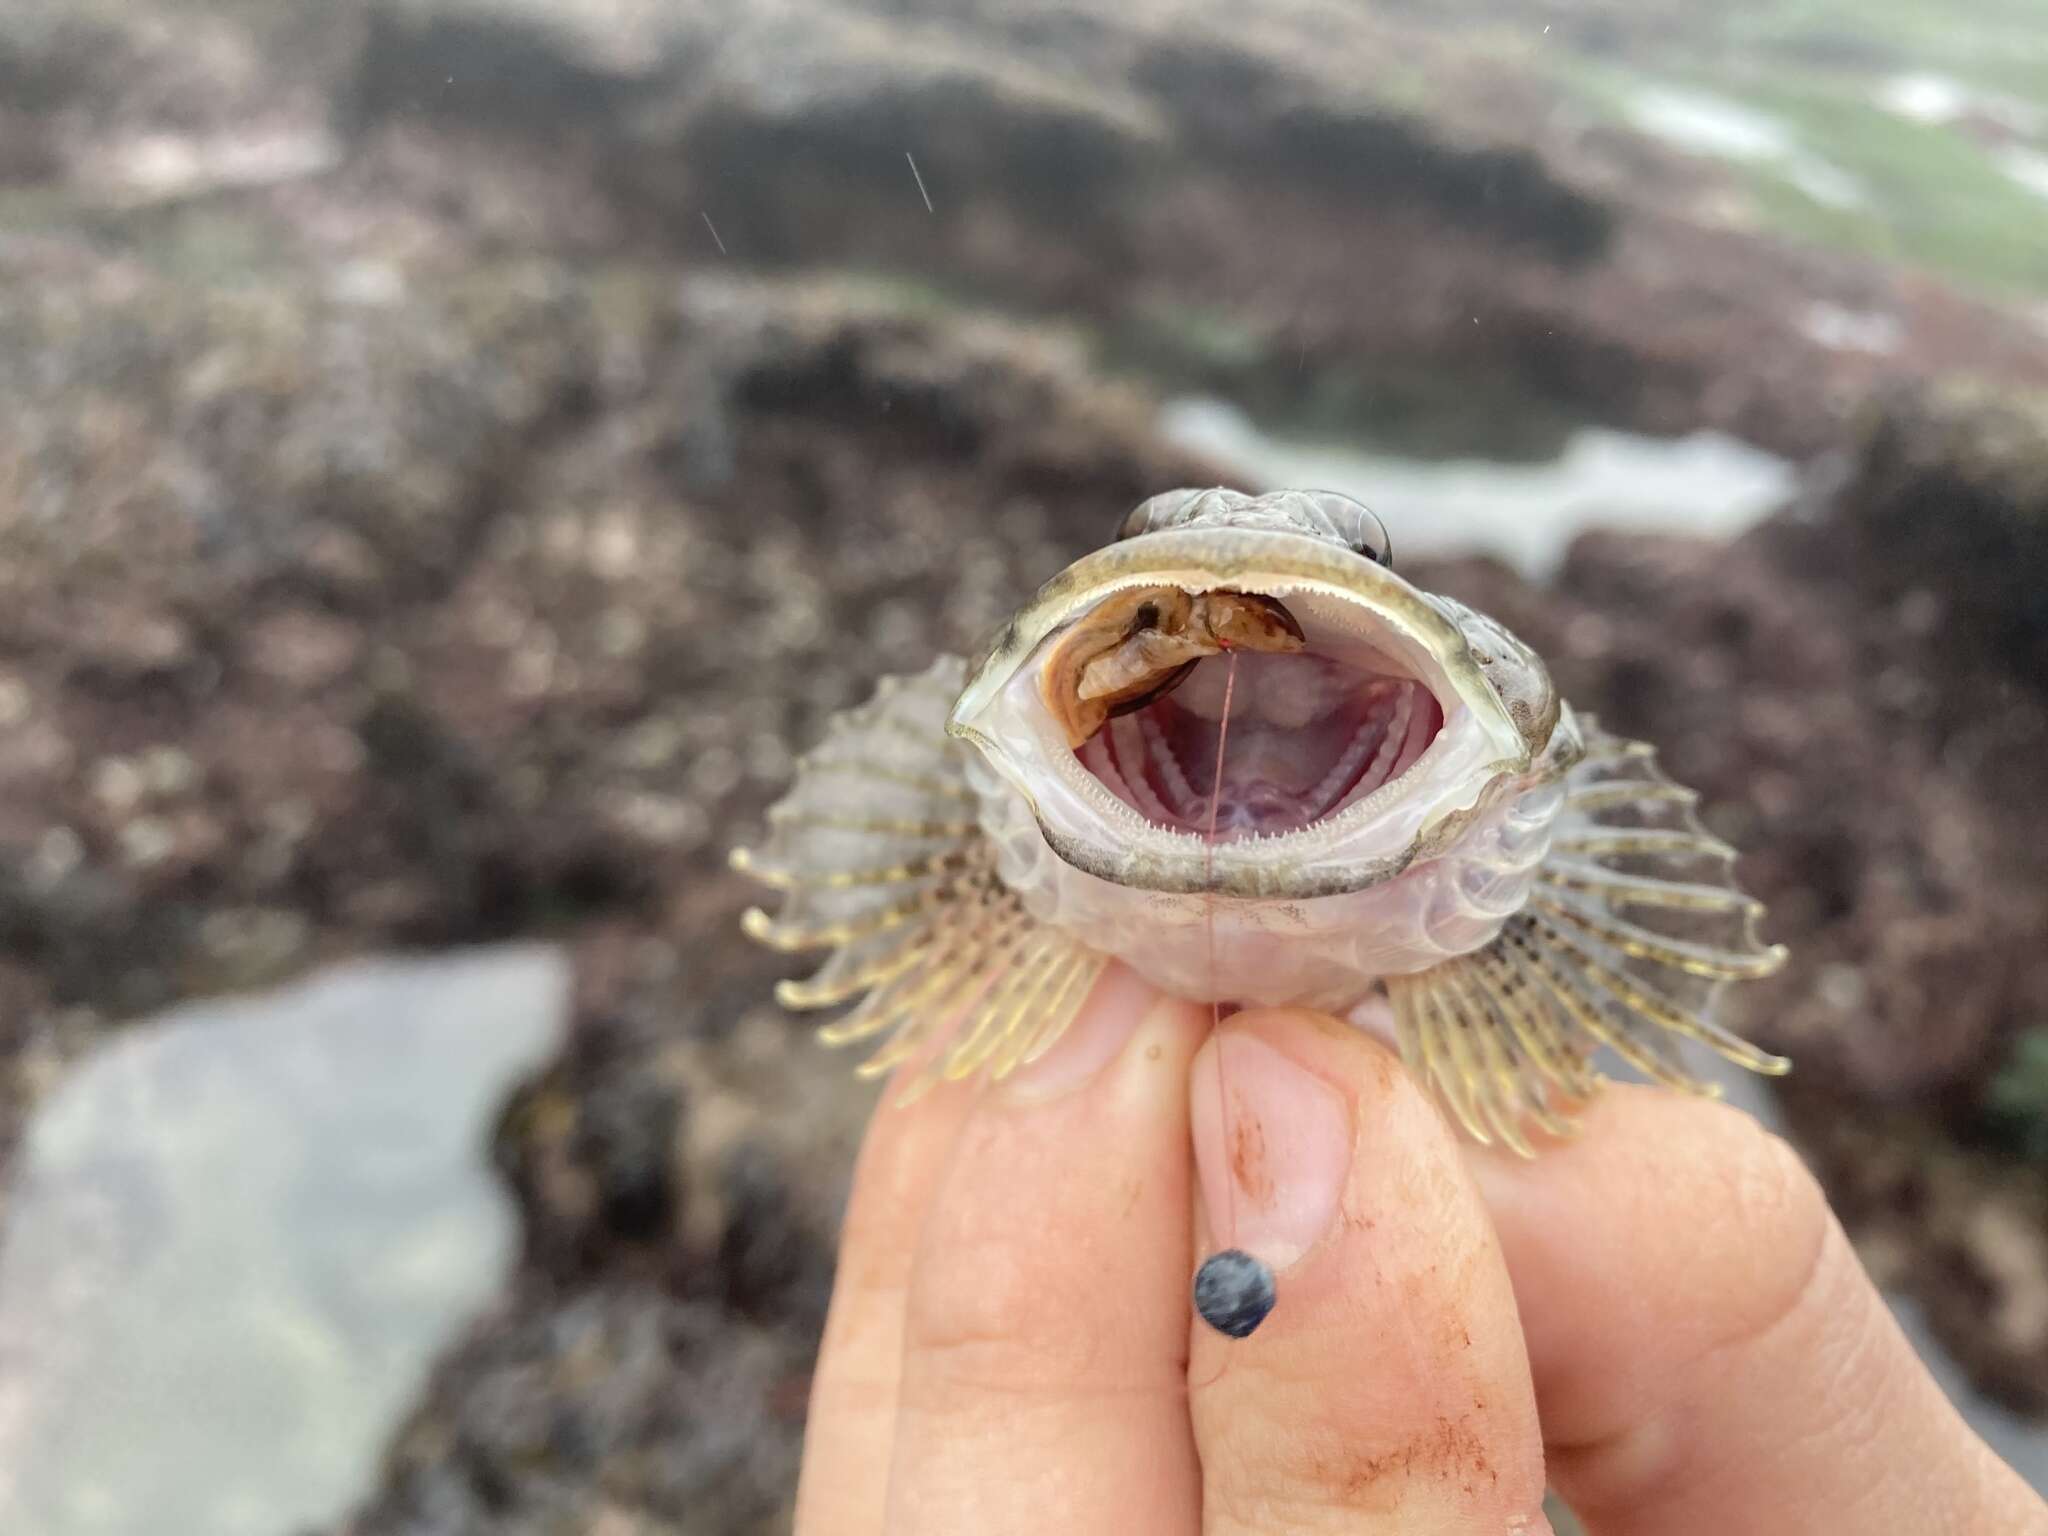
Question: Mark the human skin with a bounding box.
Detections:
[793,964,2048,1534]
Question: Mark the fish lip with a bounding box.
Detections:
[947,526,1537,896]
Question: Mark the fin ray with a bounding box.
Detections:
[1391,720,1785,1149]
[737,656,1108,1099]
[1535,858,1763,914]
[1530,890,1788,981]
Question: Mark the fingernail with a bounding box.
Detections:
[1002,963,1158,1103]
[1191,1032,1351,1270]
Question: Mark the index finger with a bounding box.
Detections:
[883,965,1210,1534]
[794,1022,983,1535]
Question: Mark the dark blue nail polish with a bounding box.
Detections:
[1193,1248,1275,1338]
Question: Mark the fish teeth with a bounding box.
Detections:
[1299,683,1396,818]
[1138,707,1204,821]
[1386,685,1438,783]
[1108,713,1179,826]
[1327,684,1415,818]
[1305,720,1384,817]
[1077,731,1138,816]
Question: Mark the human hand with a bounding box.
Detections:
[794,965,2048,1533]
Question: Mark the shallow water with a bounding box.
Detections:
[1626,84,1866,210]
[1158,396,1799,576]
[1999,147,2048,203]
[0,948,568,1536]
[1879,72,2044,138]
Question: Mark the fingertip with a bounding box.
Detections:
[1192,1006,1487,1277]
[1216,1002,1453,1134]
[904,971,1204,1381]
[1187,1006,1549,1531]
[799,1003,988,1536]
[1189,1015,1357,1279]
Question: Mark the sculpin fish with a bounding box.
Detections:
[733,488,1788,1153]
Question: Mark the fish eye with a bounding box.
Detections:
[1353,514,1393,568]
[1301,490,1393,568]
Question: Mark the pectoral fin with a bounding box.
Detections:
[1388,722,1789,1153]
[733,656,1105,1099]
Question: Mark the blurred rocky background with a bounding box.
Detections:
[1,0,2046,1531]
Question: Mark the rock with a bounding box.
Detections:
[0,1,350,204]
[332,0,2048,457]
[345,0,673,132]
[1837,385,2048,689]
[11,0,2035,459]
[3,227,2043,1536]
[340,1283,809,1536]
[717,1139,834,1326]
[0,204,1217,1527]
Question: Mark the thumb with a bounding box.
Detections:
[1469,1087,2047,1535]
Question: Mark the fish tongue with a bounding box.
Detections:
[1207,735,1315,835]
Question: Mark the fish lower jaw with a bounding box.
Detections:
[989,827,1548,1010]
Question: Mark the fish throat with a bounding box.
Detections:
[1041,584,1445,842]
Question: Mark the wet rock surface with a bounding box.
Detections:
[3,0,2047,1528]
[339,0,2048,460]
[14,1,2048,456]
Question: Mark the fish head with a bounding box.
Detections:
[948,487,1571,900]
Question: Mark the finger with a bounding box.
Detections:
[1188,1006,1552,1536]
[1470,1087,2046,1535]
[884,965,1209,1535]
[793,1041,981,1535]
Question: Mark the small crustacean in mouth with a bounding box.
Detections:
[1040,584,1444,841]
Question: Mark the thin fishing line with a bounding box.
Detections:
[1206,649,1239,1253]
[1186,649,1244,1387]
[1192,648,1277,1357]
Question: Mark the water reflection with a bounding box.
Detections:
[1159,396,1798,576]
[0,948,567,1536]
[1626,84,1866,210]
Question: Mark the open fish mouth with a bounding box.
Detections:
[1044,586,1446,841]
[949,522,1538,896]
[1080,657,1444,840]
